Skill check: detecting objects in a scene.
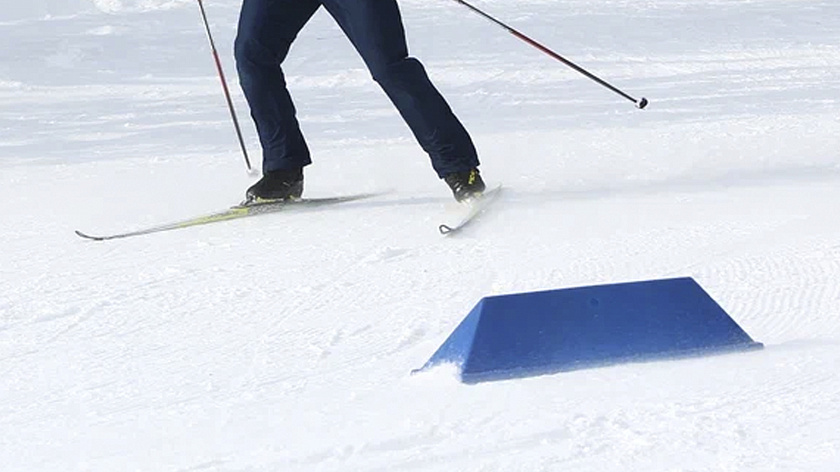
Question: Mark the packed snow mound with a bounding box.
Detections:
[1,0,92,21]
[88,0,191,13]
[1,0,190,21]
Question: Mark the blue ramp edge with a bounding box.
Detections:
[414,278,763,383]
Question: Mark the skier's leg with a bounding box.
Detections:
[234,0,320,172]
[321,0,480,178]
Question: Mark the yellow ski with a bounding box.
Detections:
[75,193,380,241]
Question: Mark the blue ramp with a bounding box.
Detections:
[415,278,762,383]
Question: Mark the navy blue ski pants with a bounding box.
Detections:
[234,0,479,177]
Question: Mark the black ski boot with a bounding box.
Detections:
[245,168,304,204]
[444,168,486,202]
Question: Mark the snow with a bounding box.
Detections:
[1,0,839,470]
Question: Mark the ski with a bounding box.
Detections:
[75,192,380,241]
[438,184,502,235]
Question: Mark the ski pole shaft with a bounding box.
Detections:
[195,0,254,171]
[451,0,648,109]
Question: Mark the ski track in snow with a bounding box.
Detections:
[2,0,840,471]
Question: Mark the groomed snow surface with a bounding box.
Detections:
[2,0,839,470]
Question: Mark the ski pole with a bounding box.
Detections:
[195,0,255,172]
[450,0,648,109]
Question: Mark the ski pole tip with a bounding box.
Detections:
[637,97,649,109]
